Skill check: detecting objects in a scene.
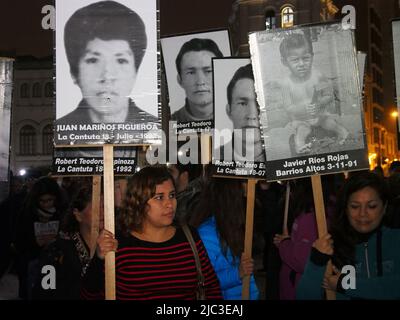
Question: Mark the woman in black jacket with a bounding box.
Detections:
[32,179,104,299]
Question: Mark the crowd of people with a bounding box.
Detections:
[0,161,399,300]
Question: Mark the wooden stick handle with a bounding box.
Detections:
[200,134,211,165]
[242,179,256,300]
[311,175,336,300]
[283,182,291,236]
[311,175,327,236]
[90,175,101,258]
[103,145,116,300]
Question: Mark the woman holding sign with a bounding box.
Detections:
[297,172,400,300]
[190,177,259,300]
[86,166,222,300]
[32,180,104,299]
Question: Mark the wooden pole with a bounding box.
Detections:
[90,175,101,258]
[103,145,116,300]
[200,133,211,165]
[311,175,328,235]
[282,182,291,236]
[242,178,256,300]
[311,175,336,300]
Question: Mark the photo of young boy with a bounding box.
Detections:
[249,23,369,180]
[250,24,366,162]
[278,32,349,154]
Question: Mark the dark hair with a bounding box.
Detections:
[226,63,254,106]
[285,178,314,231]
[23,176,63,211]
[189,177,245,260]
[285,175,339,232]
[386,173,400,228]
[389,161,400,175]
[175,38,223,75]
[61,178,93,233]
[64,0,147,79]
[279,32,314,61]
[331,172,389,268]
[118,166,175,235]
[169,164,203,183]
[388,173,400,200]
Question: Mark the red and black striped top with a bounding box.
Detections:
[81,226,222,300]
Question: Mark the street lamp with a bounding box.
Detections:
[390,109,399,158]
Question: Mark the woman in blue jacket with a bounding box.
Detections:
[297,172,400,300]
[190,177,259,300]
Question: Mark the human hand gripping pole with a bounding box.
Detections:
[96,229,118,260]
[239,253,254,279]
[242,179,256,300]
[311,175,336,300]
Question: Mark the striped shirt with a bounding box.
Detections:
[82,226,222,300]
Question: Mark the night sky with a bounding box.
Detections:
[0,0,234,58]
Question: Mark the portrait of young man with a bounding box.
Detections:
[213,59,265,165]
[161,30,231,133]
[55,0,160,145]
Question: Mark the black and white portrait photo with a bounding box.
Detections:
[212,58,265,178]
[249,23,369,181]
[393,20,400,130]
[0,58,13,182]
[357,52,366,90]
[54,0,161,146]
[161,30,231,133]
[0,106,11,182]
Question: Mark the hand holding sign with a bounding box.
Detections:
[96,229,118,260]
[312,233,334,256]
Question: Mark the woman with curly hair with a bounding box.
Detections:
[86,166,222,300]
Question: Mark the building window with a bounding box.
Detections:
[44,82,53,97]
[372,88,383,106]
[281,6,294,28]
[21,83,29,98]
[42,124,53,155]
[372,68,383,88]
[373,107,383,124]
[371,47,382,67]
[373,128,379,144]
[370,8,381,31]
[20,125,36,155]
[32,82,41,98]
[265,10,276,29]
[371,28,382,48]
